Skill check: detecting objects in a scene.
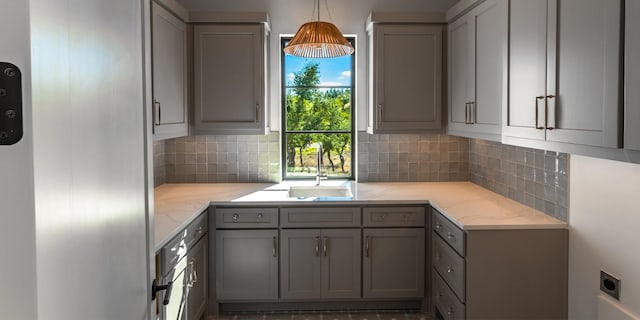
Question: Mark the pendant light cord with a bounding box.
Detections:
[311,0,333,22]
[323,0,333,22]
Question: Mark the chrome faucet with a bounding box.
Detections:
[315,143,328,186]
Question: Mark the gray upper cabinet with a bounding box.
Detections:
[280,229,361,300]
[505,0,622,148]
[363,228,425,298]
[626,0,640,151]
[366,23,443,133]
[151,1,188,140]
[193,24,269,135]
[215,229,278,300]
[447,0,507,142]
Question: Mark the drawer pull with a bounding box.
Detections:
[256,213,263,222]
[435,222,442,230]
[446,232,455,240]
[447,308,455,316]
[447,266,454,273]
[232,213,239,222]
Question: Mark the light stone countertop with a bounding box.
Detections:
[154,181,567,251]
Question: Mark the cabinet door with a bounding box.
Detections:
[505,0,549,141]
[370,24,442,133]
[447,12,473,131]
[507,0,621,148]
[186,234,207,320]
[363,228,425,298]
[151,1,188,140]
[625,0,640,151]
[547,0,621,147]
[448,0,506,141]
[321,229,361,299]
[280,229,322,299]
[216,230,278,300]
[472,0,507,138]
[193,24,267,135]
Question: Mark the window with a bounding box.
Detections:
[281,37,355,180]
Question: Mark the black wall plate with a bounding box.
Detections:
[0,62,23,145]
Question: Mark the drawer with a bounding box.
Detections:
[280,207,361,228]
[215,207,278,228]
[433,234,466,302]
[363,207,425,227]
[432,210,465,256]
[433,271,466,320]
[160,212,208,274]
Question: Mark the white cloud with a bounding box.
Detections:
[339,70,351,78]
[287,73,295,81]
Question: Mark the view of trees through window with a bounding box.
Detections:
[282,38,355,179]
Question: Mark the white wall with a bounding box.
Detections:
[177,0,456,131]
[0,0,38,319]
[569,155,640,319]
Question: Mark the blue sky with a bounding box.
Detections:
[284,54,352,86]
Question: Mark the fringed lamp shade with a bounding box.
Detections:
[283,21,354,58]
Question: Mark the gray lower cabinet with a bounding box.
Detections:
[432,209,568,320]
[280,229,361,299]
[363,228,425,299]
[187,234,208,320]
[215,229,278,300]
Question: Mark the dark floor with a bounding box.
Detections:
[207,310,433,320]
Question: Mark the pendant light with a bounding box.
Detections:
[283,0,354,58]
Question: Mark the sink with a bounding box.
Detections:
[288,185,353,198]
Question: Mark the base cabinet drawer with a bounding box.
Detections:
[215,207,278,228]
[432,234,466,301]
[433,272,465,320]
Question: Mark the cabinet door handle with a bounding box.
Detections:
[272,236,277,257]
[469,101,475,124]
[464,103,469,124]
[154,101,161,126]
[535,96,546,129]
[188,259,197,287]
[546,95,556,130]
[323,236,328,257]
[365,236,370,257]
[377,104,383,124]
[315,236,320,256]
[255,102,259,123]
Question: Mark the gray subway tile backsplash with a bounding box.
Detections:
[356,132,470,182]
[153,132,569,221]
[469,139,569,221]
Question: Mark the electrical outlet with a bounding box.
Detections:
[600,270,621,300]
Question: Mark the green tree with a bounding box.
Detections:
[285,62,352,175]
